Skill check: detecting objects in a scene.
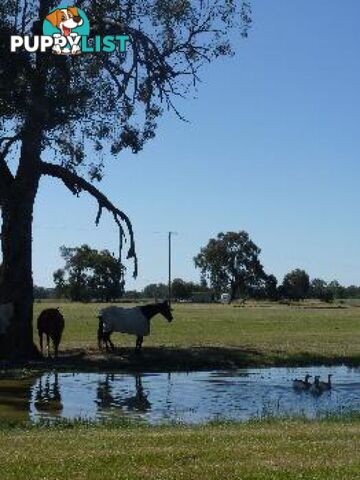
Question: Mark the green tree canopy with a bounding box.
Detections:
[327,280,346,299]
[171,278,192,300]
[54,245,124,302]
[194,231,267,299]
[280,269,310,301]
[309,278,333,302]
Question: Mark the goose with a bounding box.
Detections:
[318,374,332,391]
[292,374,312,390]
[309,376,323,395]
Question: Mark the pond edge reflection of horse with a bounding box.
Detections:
[33,372,152,420]
[1,371,152,423]
[96,373,151,413]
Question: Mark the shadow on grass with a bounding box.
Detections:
[1,346,359,373]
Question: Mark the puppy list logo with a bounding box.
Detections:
[11,5,129,55]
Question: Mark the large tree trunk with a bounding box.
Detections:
[0,190,39,359]
[0,1,50,359]
[0,123,42,359]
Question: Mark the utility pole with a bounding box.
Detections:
[168,231,177,306]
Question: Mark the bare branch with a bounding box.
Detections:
[40,161,138,277]
[0,133,22,163]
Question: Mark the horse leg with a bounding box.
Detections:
[46,334,51,358]
[108,333,115,351]
[103,333,114,352]
[135,336,143,353]
[54,339,59,358]
[103,333,109,352]
[39,332,43,355]
[97,330,103,351]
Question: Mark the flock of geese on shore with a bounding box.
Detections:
[292,374,333,395]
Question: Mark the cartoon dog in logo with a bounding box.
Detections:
[45,7,84,55]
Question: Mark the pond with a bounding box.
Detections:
[0,366,359,425]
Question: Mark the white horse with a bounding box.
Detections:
[98,301,173,352]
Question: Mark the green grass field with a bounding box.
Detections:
[32,301,360,369]
[0,417,359,480]
[0,302,357,479]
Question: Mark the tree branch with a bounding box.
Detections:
[0,133,22,163]
[40,161,138,277]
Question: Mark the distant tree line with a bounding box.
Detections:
[193,231,360,302]
[33,286,55,300]
[31,233,360,302]
[34,275,360,303]
[127,274,360,303]
[140,278,211,301]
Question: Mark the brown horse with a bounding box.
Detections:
[37,308,65,358]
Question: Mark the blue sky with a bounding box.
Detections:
[33,0,360,289]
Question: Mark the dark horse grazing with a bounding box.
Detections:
[37,308,65,358]
[98,301,173,352]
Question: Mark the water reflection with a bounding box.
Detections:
[96,373,115,409]
[34,373,63,414]
[0,366,359,425]
[0,375,39,423]
[120,375,151,412]
[96,374,151,413]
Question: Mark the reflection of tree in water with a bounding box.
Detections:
[34,373,63,414]
[0,374,39,423]
[96,374,151,413]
